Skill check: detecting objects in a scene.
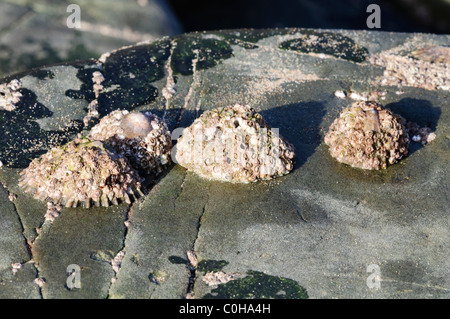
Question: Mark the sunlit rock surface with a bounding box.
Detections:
[0,28,449,299]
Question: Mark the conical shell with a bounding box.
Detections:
[324,101,409,170]
[19,137,143,207]
[174,104,295,183]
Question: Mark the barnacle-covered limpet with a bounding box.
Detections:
[174,104,295,183]
[369,44,450,91]
[89,110,172,175]
[19,137,143,208]
[324,101,409,170]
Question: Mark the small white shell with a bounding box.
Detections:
[334,90,346,99]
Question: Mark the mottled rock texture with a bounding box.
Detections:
[0,28,448,299]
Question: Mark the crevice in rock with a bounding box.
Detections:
[173,169,188,205]
[162,41,176,119]
[1,182,32,261]
[185,191,209,299]
[0,181,44,298]
[105,203,132,298]
[174,50,200,130]
[34,202,61,237]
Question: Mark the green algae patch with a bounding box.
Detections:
[103,39,171,84]
[197,260,229,274]
[168,255,189,265]
[280,31,368,63]
[149,270,169,285]
[171,34,233,75]
[97,39,171,115]
[203,270,308,299]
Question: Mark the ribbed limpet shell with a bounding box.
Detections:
[324,101,409,170]
[19,137,143,208]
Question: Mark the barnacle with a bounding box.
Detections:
[19,137,143,208]
[0,79,22,111]
[174,104,295,183]
[324,101,409,170]
[89,110,172,175]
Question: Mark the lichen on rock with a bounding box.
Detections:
[19,137,143,208]
[324,101,410,170]
[174,104,295,183]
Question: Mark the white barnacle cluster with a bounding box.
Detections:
[89,109,172,175]
[0,79,22,111]
[405,121,436,145]
[174,104,295,183]
[324,101,410,170]
[83,71,105,126]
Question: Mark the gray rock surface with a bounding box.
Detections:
[0,28,449,299]
[0,0,182,77]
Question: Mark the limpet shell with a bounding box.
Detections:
[324,101,409,170]
[19,137,143,208]
[174,104,295,183]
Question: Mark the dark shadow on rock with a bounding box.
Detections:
[14,88,54,120]
[386,98,441,155]
[140,161,177,194]
[386,98,441,131]
[260,101,326,170]
[0,88,83,168]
